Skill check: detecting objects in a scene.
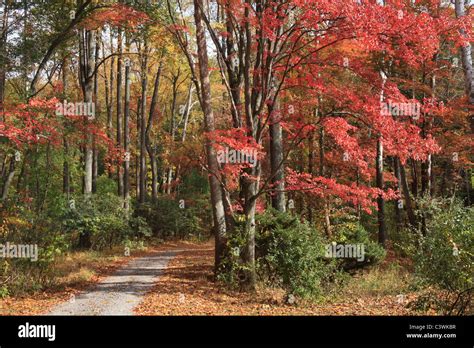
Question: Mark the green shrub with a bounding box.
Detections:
[61,193,147,250]
[179,169,209,196]
[411,199,473,314]
[253,209,338,299]
[136,195,212,240]
[332,218,386,270]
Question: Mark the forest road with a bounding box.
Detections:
[48,250,178,315]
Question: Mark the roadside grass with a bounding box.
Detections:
[50,247,128,289]
[0,239,199,315]
[0,244,151,315]
[339,263,413,298]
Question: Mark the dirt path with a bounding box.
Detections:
[48,250,178,315]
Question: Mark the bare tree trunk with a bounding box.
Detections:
[1,158,15,201]
[139,37,148,204]
[77,25,96,249]
[146,64,162,203]
[63,138,70,196]
[104,31,115,179]
[136,97,141,199]
[239,0,262,292]
[194,0,227,274]
[455,0,474,106]
[394,157,402,233]
[377,70,387,247]
[269,96,285,212]
[242,174,258,290]
[116,29,124,197]
[0,5,11,196]
[421,156,432,196]
[376,138,386,246]
[399,158,417,228]
[80,29,95,197]
[0,2,8,120]
[123,35,131,210]
[175,82,194,184]
[92,37,100,194]
[62,58,70,196]
[307,131,314,223]
[410,159,419,197]
[225,9,242,128]
[166,74,179,195]
[319,123,331,237]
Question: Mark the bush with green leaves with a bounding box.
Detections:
[136,195,212,240]
[221,210,386,299]
[61,193,150,250]
[331,218,386,271]
[410,199,473,314]
[252,210,337,298]
[0,210,69,297]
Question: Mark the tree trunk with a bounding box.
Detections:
[81,29,95,197]
[175,82,194,186]
[123,35,131,210]
[116,29,124,197]
[398,158,417,228]
[139,37,148,204]
[194,0,227,274]
[393,157,402,232]
[136,97,141,199]
[63,138,70,196]
[376,137,386,247]
[104,31,115,179]
[92,37,100,194]
[410,159,419,197]
[0,2,7,120]
[319,123,331,237]
[307,131,314,223]
[242,176,258,291]
[269,96,286,212]
[77,26,95,249]
[62,58,70,196]
[455,0,474,106]
[1,158,15,201]
[146,64,162,203]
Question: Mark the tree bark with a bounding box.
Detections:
[376,137,386,246]
[193,0,227,274]
[146,64,162,203]
[80,28,95,197]
[398,158,417,228]
[0,2,8,120]
[455,0,474,106]
[1,158,15,201]
[62,58,70,196]
[269,96,286,212]
[104,31,115,179]
[139,37,148,204]
[123,35,131,209]
[116,29,124,197]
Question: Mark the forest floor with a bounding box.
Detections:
[0,240,432,316]
[135,241,429,315]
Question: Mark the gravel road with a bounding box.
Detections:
[49,250,178,315]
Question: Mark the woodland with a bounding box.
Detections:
[0,0,472,316]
